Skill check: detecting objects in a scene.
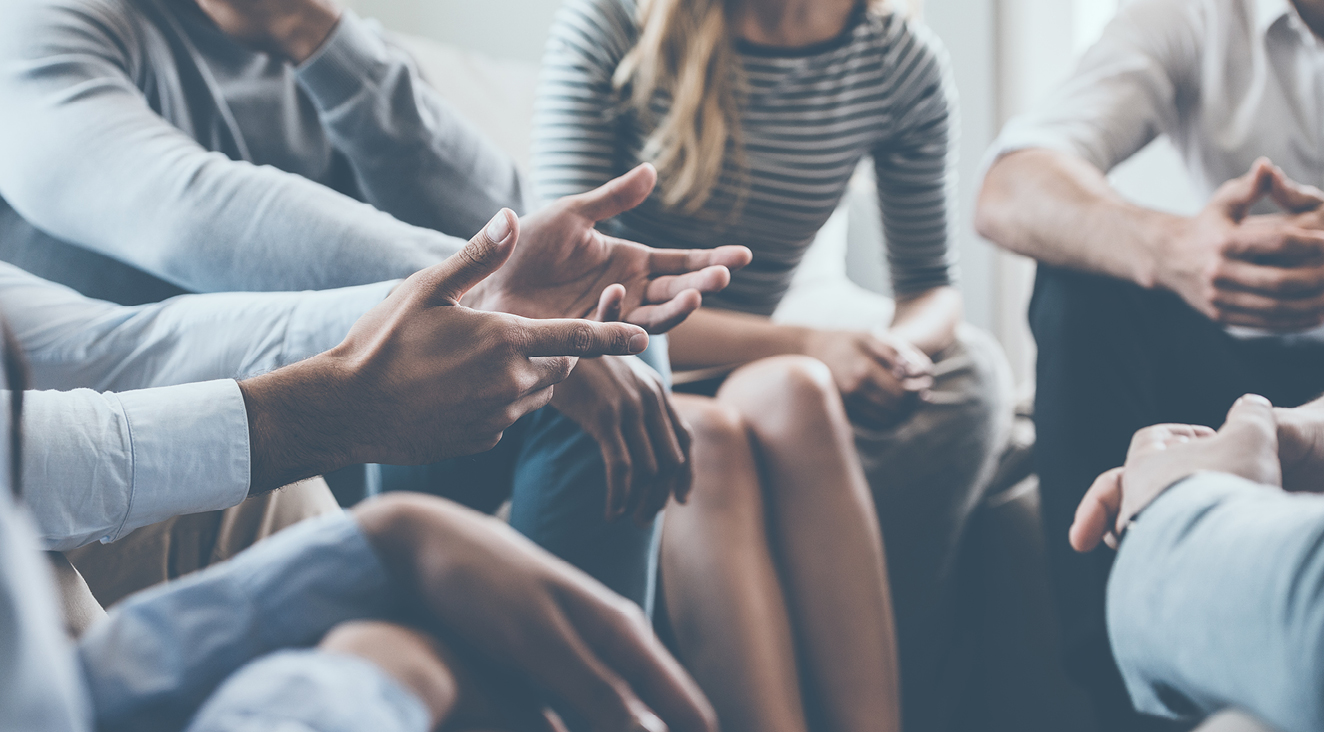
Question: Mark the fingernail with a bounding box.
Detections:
[628,333,649,353]
[632,712,667,732]
[486,210,512,243]
[1241,394,1273,407]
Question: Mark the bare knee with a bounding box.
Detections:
[673,397,762,514]
[720,355,841,428]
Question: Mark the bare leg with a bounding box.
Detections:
[718,356,901,732]
[661,393,809,732]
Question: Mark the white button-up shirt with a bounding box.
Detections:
[991,0,1324,203]
[0,263,392,550]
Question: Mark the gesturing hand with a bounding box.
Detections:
[240,210,650,492]
[1069,394,1282,553]
[550,356,693,524]
[803,329,934,428]
[195,0,342,63]
[356,493,718,732]
[466,164,754,334]
[1159,158,1324,331]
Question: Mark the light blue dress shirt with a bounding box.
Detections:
[0,474,430,731]
[0,262,393,550]
[1109,473,1324,732]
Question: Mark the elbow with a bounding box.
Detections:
[973,160,1015,248]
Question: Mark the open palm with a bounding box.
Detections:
[468,164,752,334]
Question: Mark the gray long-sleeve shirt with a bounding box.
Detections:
[0,0,528,305]
[1108,472,1324,732]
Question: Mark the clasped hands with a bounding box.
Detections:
[1068,394,1324,553]
[1161,158,1324,332]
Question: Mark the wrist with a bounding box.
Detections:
[239,354,358,493]
[1143,212,1194,291]
[783,324,818,357]
[271,0,341,64]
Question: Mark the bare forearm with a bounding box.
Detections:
[667,308,814,370]
[889,286,961,355]
[975,149,1183,288]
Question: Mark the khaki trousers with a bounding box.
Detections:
[54,477,339,635]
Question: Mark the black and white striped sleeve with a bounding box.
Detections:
[871,20,958,296]
[531,0,636,204]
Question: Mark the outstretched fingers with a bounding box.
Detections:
[643,267,732,303]
[623,291,704,334]
[645,245,753,277]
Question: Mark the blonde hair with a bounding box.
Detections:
[612,0,903,214]
[613,0,740,214]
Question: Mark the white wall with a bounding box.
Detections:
[344,0,562,63]
[988,0,1199,385]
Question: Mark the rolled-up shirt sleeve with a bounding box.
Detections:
[79,512,400,732]
[984,0,1201,173]
[0,262,392,391]
[1108,473,1324,732]
[20,380,251,551]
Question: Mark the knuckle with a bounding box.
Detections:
[570,322,596,353]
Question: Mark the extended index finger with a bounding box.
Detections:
[520,319,650,358]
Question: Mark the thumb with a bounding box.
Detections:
[424,209,519,303]
[569,163,657,222]
[1212,158,1274,221]
[1221,393,1278,445]
[1266,164,1324,214]
[1220,393,1283,486]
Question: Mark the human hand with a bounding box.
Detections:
[194,0,341,63]
[550,356,692,525]
[240,210,650,491]
[1158,159,1324,331]
[1272,396,1324,492]
[465,164,754,334]
[803,329,934,428]
[1069,394,1282,552]
[356,493,718,732]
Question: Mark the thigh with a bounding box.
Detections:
[1029,265,1298,730]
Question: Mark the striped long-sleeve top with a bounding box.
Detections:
[533,0,959,316]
